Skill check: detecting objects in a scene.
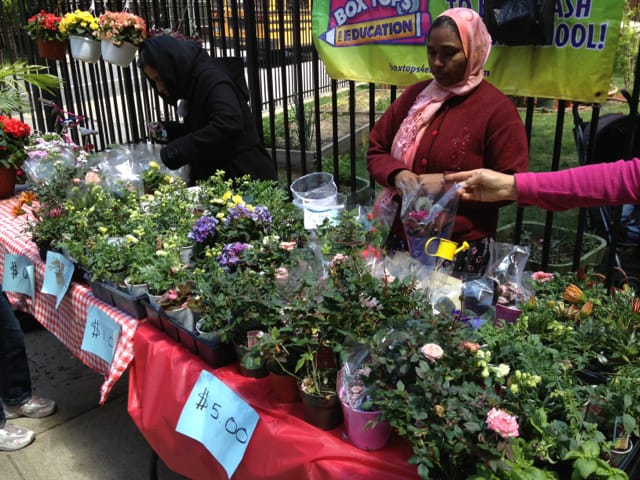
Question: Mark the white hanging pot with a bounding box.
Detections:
[101,40,137,67]
[70,35,101,63]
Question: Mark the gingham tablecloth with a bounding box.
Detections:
[0,194,139,404]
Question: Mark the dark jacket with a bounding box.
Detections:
[138,36,276,185]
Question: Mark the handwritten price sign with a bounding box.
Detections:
[2,254,35,300]
[176,370,259,478]
[80,305,121,364]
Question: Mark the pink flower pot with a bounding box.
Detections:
[341,401,392,451]
[494,304,522,326]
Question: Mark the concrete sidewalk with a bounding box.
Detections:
[2,319,185,480]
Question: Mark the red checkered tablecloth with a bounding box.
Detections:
[0,194,139,404]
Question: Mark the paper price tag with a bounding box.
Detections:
[81,305,121,364]
[176,370,259,478]
[41,251,74,309]
[2,254,35,301]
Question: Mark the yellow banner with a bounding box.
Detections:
[312,0,625,103]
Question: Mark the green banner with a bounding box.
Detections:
[312,0,624,103]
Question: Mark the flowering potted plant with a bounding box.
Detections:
[0,115,31,198]
[98,10,147,67]
[24,10,69,60]
[60,10,101,63]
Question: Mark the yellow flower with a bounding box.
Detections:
[434,405,445,417]
[149,161,160,169]
[98,226,108,234]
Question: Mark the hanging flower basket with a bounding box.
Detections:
[100,39,137,67]
[69,35,101,63]
[37,38,68,60]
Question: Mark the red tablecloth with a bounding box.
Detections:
[0,195,138,404]
[128,323,421,480]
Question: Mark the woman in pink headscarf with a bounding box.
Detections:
[367,7,529,278]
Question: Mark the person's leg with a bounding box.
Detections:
[0,289,32,407]
[0,291,36,451]
[0,288,55,419]
[0,404,35,451]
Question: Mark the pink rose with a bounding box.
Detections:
[85,171,101,185]
[274,267,289,288]
[420,343,443,362]
[329,253,347,266]
[274,267,289,280]
[486,407,519,438]
[531,271,554,283]
[279,241,297,251]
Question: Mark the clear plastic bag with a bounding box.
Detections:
[400,183,461,267]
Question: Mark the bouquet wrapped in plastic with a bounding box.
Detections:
[401,183,461,268]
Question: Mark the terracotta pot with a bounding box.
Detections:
[37,39,68,60]
[299,384,342,430]
[267,361,300,403]
[0,167,17,199]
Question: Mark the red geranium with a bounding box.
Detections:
[0,115,31,169]
[24,10,68,42]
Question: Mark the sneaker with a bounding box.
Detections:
[4,396,56,419]
[0,423,35,451]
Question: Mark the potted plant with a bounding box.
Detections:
[98,10,147,67]
[0,115,31,198]
[251,326,301,403]
[60,10,101,63]
[294,344,342,430]
[335,343,396,451]
[24,10,69,60]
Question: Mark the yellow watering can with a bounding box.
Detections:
[424,237,470,262]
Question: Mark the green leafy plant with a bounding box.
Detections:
[0,61,60,114]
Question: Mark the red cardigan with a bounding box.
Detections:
[368,79,529,242]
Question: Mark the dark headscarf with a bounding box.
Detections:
[138,35,204,105]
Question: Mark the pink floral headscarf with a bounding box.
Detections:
[391,8,492,166]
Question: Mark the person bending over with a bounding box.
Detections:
[138,35,276,185]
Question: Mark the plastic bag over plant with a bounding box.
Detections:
[337,345,372,410]
[400,183,461,267]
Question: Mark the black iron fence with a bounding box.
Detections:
[1,0,639,286]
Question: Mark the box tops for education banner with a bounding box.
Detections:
[312,0,625,103]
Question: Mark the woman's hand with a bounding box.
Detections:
[444,169,517,202]
[394,170,420,194]
[395,171,445,196]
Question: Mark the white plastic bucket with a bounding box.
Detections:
[293,192,347,229]
[290,172,338,206]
